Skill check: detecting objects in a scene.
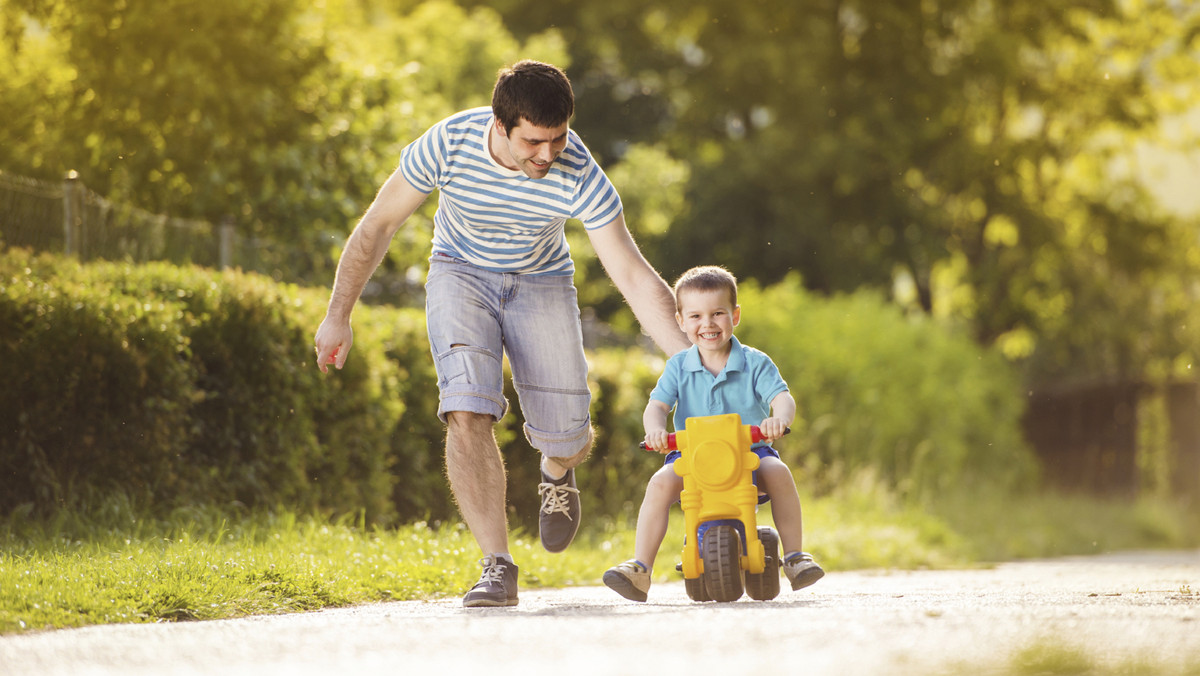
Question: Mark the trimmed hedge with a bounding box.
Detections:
[1,249,428,523]
[1,250,1035,525]
[736,274,1038,499]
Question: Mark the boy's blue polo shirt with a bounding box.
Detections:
[649,336,789,446]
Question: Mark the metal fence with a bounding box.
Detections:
[1,170,239,268]
[0,170,438,304]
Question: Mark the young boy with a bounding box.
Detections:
[603,265,824,602]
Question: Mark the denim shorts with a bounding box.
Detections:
[424,255,592,458]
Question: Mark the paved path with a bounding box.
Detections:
[2,550,1198,675]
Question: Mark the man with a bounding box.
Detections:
[313,60,689,607]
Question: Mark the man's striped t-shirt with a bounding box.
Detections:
[399,106,623,276]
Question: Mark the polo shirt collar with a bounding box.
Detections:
[682,336,747,376]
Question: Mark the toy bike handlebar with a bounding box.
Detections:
[639,425,790,451]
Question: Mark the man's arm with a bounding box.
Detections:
[314,170,429,372]
[586,213,690,355]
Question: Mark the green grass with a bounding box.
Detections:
[2,479,1197,635]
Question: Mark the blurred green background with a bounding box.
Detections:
[2,0,1199,525]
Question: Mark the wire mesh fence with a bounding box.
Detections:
[0,170,434,304]
[2,170,240,268]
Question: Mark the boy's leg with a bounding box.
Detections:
[604,466,682,601]
[634,467,684,568]
[759,457,824,590]
[757,457,804,553]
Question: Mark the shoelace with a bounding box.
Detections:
[475,558,507,585]
[537,481,580,518]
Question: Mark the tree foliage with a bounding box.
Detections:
[469,0,1200,383]
[3,0,1200,385]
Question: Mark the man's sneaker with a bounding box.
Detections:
[462,555,519,608]
[783,552,825,591]
[603,560,650,602]
[538,468,581,553]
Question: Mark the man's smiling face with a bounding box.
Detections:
[493,118,569,179]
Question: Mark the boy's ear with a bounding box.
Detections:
[732,305,741,327]
[675,311,684,330]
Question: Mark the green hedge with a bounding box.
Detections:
[0,249,425,523]
[736,274,1038,499]
[0,250,1035,526]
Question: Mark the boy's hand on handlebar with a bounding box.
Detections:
[758,417,790,442]
[642,430,671,454]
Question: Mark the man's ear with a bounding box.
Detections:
[494,118,508,138]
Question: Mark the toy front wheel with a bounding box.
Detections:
[701,524,744,602]
[745,527,781,601]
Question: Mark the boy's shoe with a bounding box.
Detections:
[537,468,581,553]
[462,555,519,607]
[783,552,825,591]
[603,560,650,602]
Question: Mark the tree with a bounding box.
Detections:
[468,0,1200,382]
[0,0,567,287]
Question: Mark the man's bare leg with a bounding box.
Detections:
[445,411,509,555]
[541,426,594,478]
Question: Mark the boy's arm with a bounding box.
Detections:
[760,391,797,441]
[642,399,673,453]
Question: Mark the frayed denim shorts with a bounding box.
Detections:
[424,254,592,458]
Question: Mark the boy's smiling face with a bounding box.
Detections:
[675,287,741,355]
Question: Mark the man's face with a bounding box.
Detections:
[495,118,569,179]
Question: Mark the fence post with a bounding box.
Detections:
[219,215,235,269]
[63,170,79,256]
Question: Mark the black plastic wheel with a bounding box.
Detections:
[684,574,711,602]
[700,524,744,602]
[745,527,781,601]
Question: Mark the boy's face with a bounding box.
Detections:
[675,288,740,353]
[494,117,569,179]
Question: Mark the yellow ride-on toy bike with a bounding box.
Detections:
[645,413,785,602]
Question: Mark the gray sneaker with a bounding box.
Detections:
[462,555,519,607]
[783,552,825,591]
[603,559,650,602]
[538,468,581,553]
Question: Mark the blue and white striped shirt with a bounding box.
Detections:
[399,107,623,276]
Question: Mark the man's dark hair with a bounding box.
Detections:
[492,60,574,131]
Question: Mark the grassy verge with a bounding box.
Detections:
[2,480,1197,635]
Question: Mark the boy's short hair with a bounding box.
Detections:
[673,265,738,312]
[492,60,575,131]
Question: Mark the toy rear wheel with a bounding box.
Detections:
[684,575,711,602]
[745,527,781,601]
[700,524,744,602]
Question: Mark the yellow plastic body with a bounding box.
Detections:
[672,413,766,579]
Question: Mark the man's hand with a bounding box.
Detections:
[314,317,353,374]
